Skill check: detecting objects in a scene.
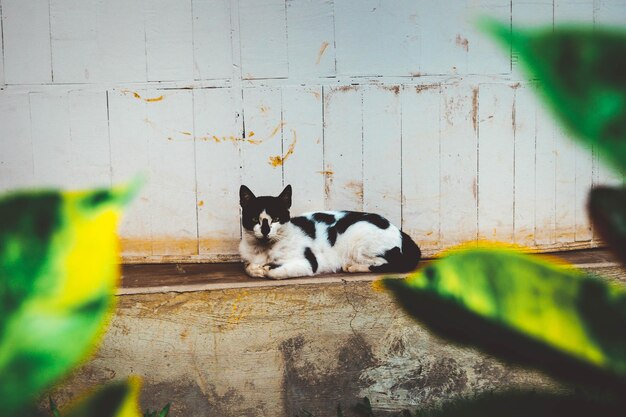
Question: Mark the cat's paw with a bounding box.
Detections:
[264,266,289,280]
[246,263,266,278]
[343,263,371,273]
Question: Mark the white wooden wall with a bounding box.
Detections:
[1,0,624,262]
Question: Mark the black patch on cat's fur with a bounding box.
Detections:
[370,231,422,273]
[327,227,338,246]
[326,211,391,246]
[291,216,316,239]
[239,185,291,232]
[304,247,318,273]
[312,212,335,224]
[267,262,281,270]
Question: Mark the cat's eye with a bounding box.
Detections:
[252,217,259,223]
[272,217,279,222]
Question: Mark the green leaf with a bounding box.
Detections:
[49,396,62,417]
[482,19,626,171]
[588,186,626,266]
[0,186,134,414]
[413,390,621,417]
[157,403,170,417]
[382,247,626,392]
[63,378,141,417]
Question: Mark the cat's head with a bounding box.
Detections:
[239,184,291,242]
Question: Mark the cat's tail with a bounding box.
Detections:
[370,231,422,273]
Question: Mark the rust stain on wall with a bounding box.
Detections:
[268,131,297,167]
[512,99,517,135]
[384,85,400,95]
[324,169,334,197]
[415,84,439,93]
[472,178,477,200]
[121,89,164,102]
[471,87,479,133]
[316,41,330,64]
[120,238,199,256]
[456,34,469,52]
[198,200,204,207]
[346,181,364,200]
[269,121,286,139]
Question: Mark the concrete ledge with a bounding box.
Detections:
[50,249,624,417]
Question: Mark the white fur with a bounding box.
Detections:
[240,211,403,279]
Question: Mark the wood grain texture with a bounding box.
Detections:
[323,85,363,211]
[194,87,242,256]
[145,0,194,81]
[477,83,515,242]
[513,83,537,246]
[50,0,146,83]
[439,82,478,245]
[241,87,283,194]
[2,0,52,84]
[192,0,233,80]
[286,0,335,78]
[282,86,324,215]
[239,0,288,79]
[0,93,33,191]
[363,85,402,227]
[401,83,441,251]
[334,0,420,76]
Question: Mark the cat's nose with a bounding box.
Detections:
[261,219,270,236]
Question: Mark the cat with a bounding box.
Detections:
[239,184,421,279]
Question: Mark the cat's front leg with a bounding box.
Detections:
[245,262,267,278]
[263,261,313,280]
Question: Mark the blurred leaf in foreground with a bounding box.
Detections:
[63,378,142,417]
[0,185,135,415]
[382,247,626,393]
[483,20,626,172]
[588,186,626,266]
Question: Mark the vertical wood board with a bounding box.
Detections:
[362,85,402,227]
[192,0,233,80]
[323,86,363,211]
[477,83,515,242]
[194,87,242,255]
[2,0,52,84]
[282,85,324,215]
[401,84,441,250]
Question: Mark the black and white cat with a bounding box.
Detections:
[239,184,421,279]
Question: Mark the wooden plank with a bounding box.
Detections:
[477,83,515,242]
[534,96,557,246]
[439,82,478,245]
[0,93,33,191]
[513,83,537,246]
[595,0,626,26]
[144,89,197,255]
[241,87,283,195]
[323,85,363,211]
[282,86,324,215]
[362,85,402,227]
[29,92,71,187]
[192,0,232,80]
[334,0,420,76]
[512,0,553,78]
[0,4,4,86]
[420,0,510,75]
[239,0,288,79]
[575,142,593,241]
[2,0,52,84]
[193,87,242,256]
[554,124,577,244]
[108,89,152,256]
[401,83,441,251]
[50,0,146,83]
[285,0,335,78]
[145,0,194,81]
[67,90,111,188]
[555,0,594,22]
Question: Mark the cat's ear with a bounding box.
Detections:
[240,185,256,207]
[278,184,292,208]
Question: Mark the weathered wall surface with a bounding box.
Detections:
[1,0,626,262]
[51,282,559,416]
